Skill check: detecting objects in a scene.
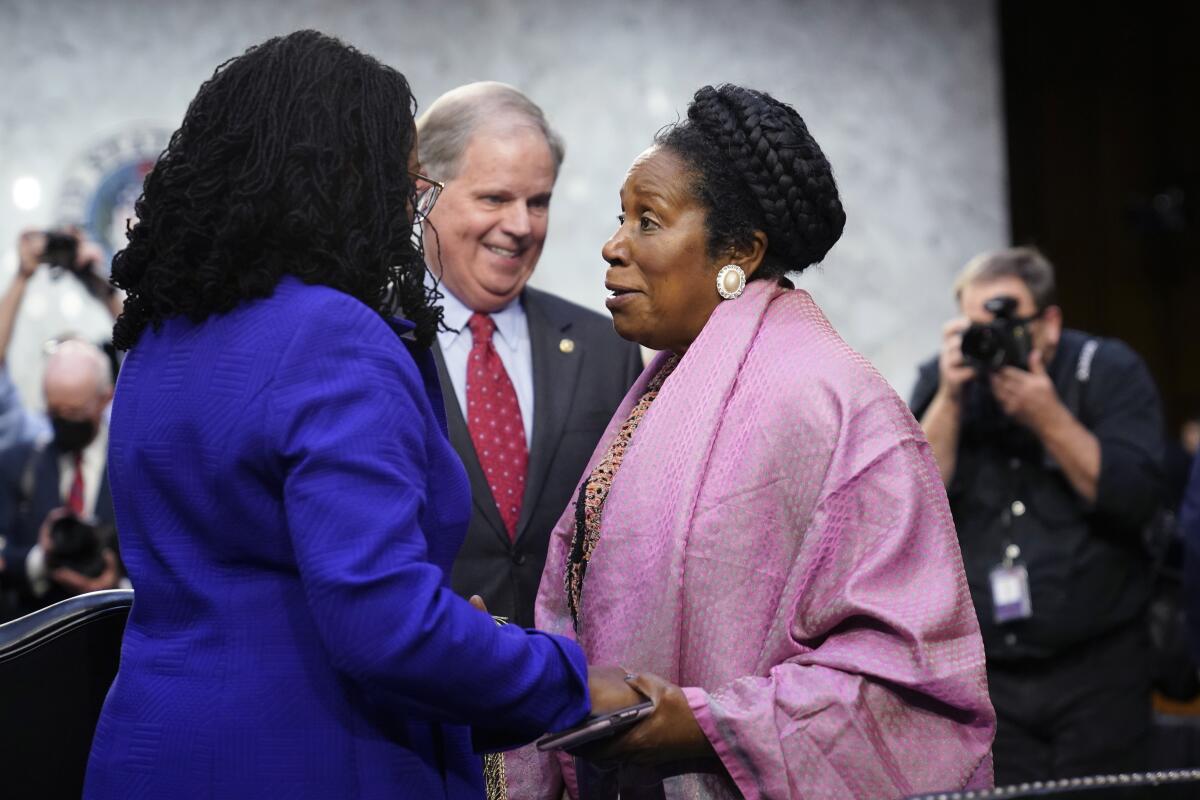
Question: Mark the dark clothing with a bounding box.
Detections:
[0,437,115,620]
[1181,457,1200,660]
[911,326,1164,784]
[1164,443,1194,512]
[910,328,1164,660]
[987,622,1151,785]
[438,287,643,628]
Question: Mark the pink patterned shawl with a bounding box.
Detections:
[509,280,994,799]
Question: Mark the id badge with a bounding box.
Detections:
[989,563,1032,624]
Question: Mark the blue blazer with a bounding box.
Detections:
[84,277,590,800]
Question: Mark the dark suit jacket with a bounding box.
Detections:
[437,287,643,627]
[0,437,114,619]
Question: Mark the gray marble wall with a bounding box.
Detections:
[0,0,1006,409]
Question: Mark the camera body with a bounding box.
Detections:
[961,296,1035,371]
[45,515,114,578]
[42,230,79,277]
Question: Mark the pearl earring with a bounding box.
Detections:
[716,264,746,300]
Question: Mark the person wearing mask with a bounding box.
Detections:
[0,336,120,619]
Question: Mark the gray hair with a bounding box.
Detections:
[954,246,1058,312]
[416,81,565,181]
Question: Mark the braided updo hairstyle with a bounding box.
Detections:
[111,30,441,350]
[656,84,845,279]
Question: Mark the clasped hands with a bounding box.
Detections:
[577,666,714,766]
[465,595,712,766]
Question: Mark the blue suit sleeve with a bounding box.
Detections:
[266,301,590,740]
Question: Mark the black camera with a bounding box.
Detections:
[42,230,79,277]
[960,296,1034,371]
[45,515,114,578]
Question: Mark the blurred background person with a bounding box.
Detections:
[0,229,117,452]
[0,233,56,453]
[520,84,993,799]
[0,229,123,620]
[82,30,633,800]
[0,337,120,620]
[1183,454,1200,661]
[417,82,643,629]
[910,247,1165,785]
[1166,412,1200,512]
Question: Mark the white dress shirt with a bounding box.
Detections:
[435,284,535,447]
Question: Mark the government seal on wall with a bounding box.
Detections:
[54,125,171,266]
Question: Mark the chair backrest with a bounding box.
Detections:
[0,589,133,799]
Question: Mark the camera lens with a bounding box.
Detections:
[962,325,1005,369]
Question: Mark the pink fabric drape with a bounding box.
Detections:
[509,280,994,799]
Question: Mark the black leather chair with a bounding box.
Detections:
[0,589,132,799]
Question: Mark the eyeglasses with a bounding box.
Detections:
[409,171,444,218]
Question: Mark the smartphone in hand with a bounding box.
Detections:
[534,701,654,751]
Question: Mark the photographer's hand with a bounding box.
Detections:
[68,232,122,320]
[1,231,47,366]
[51,550,120,594]
[17,230,47,278]
[992,349,1100,502]
[919,317,975,486]
[990,349,1060,431]
[937,317,977,401]
[73,236,105,277]
[36,507,72,557]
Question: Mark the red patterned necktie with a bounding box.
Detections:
[466,312,527,540]
[67,451,85,515]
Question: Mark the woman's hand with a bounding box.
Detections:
[587,665,645,715]
[578,671,715,766]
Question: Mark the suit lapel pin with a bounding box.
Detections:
[559,338,575,354]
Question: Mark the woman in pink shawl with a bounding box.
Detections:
[514,85,995,799]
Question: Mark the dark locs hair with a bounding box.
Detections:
[111,30,442,350]
[656,84,846,280]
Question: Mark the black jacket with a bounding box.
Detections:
[910,329,1164,659]
[0,436,115,620]
[437,287,643,627]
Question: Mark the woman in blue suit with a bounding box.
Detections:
[84,31,635,800]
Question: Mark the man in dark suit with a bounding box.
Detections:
[0,338,119,620]
[417,82,643,626]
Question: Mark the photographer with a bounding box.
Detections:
[0,235,121,618]
[910,247,1164,785]
[16,228,123,320]
[0,230,120,436]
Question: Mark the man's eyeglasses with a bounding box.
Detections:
[409,171,444,218]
